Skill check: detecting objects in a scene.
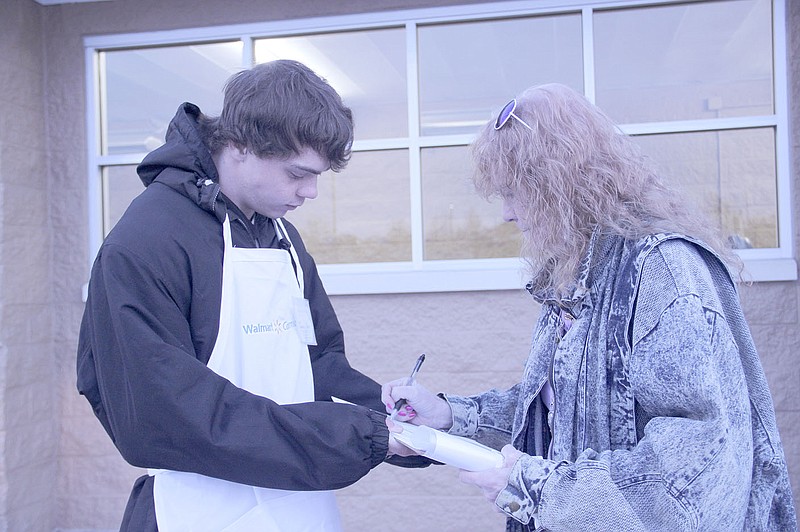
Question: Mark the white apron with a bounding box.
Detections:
[149,215,342,532]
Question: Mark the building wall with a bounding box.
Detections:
[331,290,537,531]
[0,0,790,530]
[0,1,59,531]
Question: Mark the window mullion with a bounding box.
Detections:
[86,48,104,275]
[773,0,793,259]
[242,35,254,67]
[620,115,780,136]
[582,7,596,103]
[406,21,424,266]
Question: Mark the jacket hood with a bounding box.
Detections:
[137,103,225,221]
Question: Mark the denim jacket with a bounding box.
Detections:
[446,233,796,531]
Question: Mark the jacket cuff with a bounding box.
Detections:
[367,410,390,468]
[384,455,434,468]
[441,394,479,437]
[494,454,557,525]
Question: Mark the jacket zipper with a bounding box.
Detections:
[233,216,261,248]
[547,309,561,460]
[547,352,556,460]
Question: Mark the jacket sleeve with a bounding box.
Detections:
[495,258,756,530]
[76,241,389,491]
[443,386,519,451]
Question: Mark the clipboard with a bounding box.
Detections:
[392,423,504,472]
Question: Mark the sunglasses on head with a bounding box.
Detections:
[494,99,533,131]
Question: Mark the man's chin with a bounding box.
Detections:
[261,208,289,219]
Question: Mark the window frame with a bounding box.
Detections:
[84,0,796,296]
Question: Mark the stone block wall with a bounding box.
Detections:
[0,1,58,530]
[332,290,537,531]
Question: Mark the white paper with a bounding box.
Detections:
[392,423,504,472]
[330,397,353,404]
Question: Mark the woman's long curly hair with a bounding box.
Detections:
[472,83,737,298]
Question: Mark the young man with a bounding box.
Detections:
[77,60,414,532]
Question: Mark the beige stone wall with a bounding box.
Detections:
[779,0,800,514]
[332,290,537,531]
[0,0,59,530]
[0,0,793,530]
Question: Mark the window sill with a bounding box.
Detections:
[81,258,797,302]
[319,257,798,295]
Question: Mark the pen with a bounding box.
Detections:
[390,353,425,420]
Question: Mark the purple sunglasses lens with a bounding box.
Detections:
[495,100,517,130]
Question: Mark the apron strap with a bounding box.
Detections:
[222,214,234,252]
[273,218,305,291]
[223,215,304,292]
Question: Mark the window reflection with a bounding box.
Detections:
[418,14,583,136]
[633,128,777,248]
[102,42,242,155]
[255,29,407,140]
[285,150,411,263]
[594,0,773,124]
[103,165,144,235]
[421,146,520,260]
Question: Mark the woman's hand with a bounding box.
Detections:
[458,445,523,509]
[381,378,453,430]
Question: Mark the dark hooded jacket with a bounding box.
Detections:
[77,103,413,530]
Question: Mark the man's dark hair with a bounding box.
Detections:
[202,60,353,171]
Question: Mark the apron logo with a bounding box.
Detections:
[242,320,296,335]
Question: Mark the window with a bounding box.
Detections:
[88,41,243,237]
[101,42,243,155]
[84,0,795,295]
[594,0,784,257]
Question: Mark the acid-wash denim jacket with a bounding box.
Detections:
[446,233,796,531]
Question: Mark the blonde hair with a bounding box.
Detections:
[471,83,737,297]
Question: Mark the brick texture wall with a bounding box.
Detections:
[0,1,58,530]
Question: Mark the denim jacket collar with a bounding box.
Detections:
[526,230,617,315]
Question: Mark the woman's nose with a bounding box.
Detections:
[502,198,516,223]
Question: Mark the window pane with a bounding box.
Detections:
[421,146,520,260]
[102,165,144,235]
[102,42,243,155]
[594,0,773,124]
[418,14,583,136]
[286,150,411,263]
[633,128,777,248]
[254,28,407,140]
